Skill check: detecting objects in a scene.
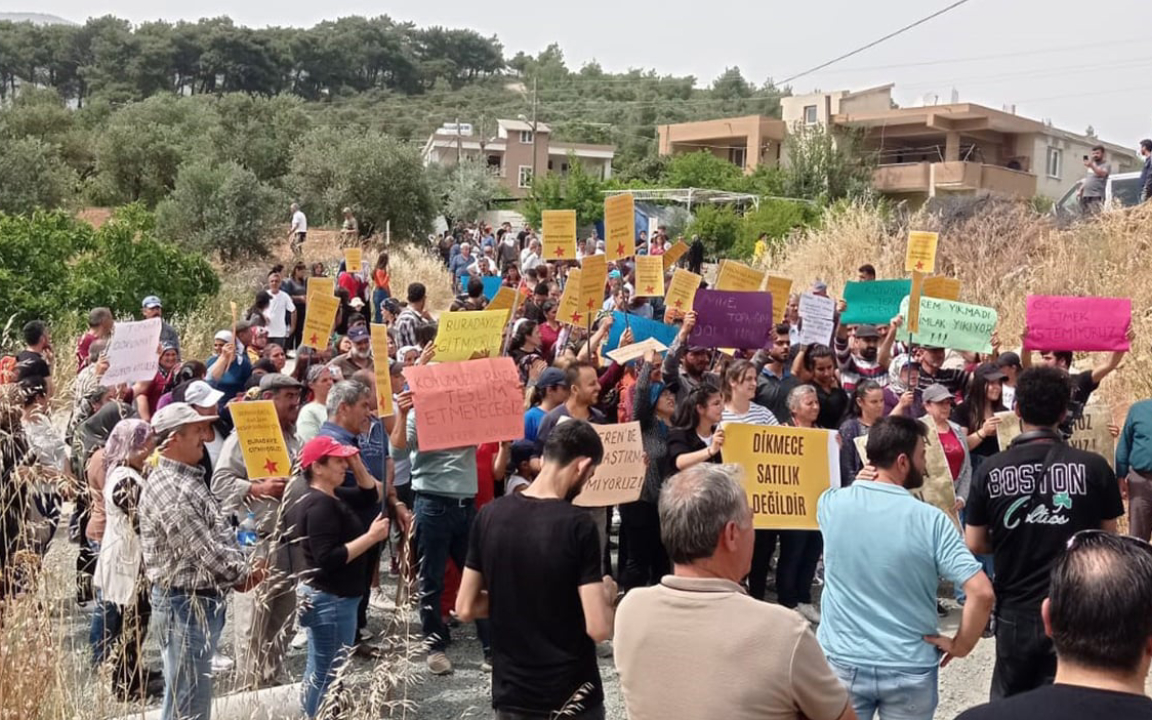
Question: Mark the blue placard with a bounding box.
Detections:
[482,276,503,300]
[605,310,679,353]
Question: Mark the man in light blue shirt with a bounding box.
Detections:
[817,415,994,720]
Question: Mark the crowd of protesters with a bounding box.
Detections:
[0,212,1150,720]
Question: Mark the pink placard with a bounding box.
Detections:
[403,357,524,451]
[1024,296,1131,352]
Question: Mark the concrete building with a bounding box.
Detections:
[657,115,788,173]
[658,84,1138,202]
[421,119,615,199]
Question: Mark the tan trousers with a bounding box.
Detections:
[232,570,296,689]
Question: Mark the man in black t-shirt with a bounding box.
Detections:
[956,532,1152,720]
[16,320,53,388]
[965,367,1124,700]
[458,420,617,720]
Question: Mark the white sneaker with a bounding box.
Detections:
[210,654,234,674]
[290,629,308,650]
[796,603,822,624]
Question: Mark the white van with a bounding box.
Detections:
[1054,171,1145,216]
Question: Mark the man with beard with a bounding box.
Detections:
[834,322,899,394]
[756,323,800,424]
[332,326,374,378]
[661,311,717,407]
[817,415,993,720]
[457,420,615,720]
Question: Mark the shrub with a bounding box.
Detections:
[730,199,820,260]
[687,205,741,258]
[0,136,77,214]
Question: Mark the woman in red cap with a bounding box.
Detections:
[290,435,389,718]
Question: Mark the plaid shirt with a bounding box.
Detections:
[140,456,246,591]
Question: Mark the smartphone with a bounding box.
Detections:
[1083,155,1089,161]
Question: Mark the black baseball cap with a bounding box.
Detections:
[996,351,1022,369]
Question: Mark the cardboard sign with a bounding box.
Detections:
[715,260,765,292]
[604,193,635,262]
[1024,296,1132,352]
[918,416,960,530]
[606,337,668,365]
[343,247,363,276]
[1069,404,1115,469]
[572,422,646,507]
[102,318,163,387]
[896,296,997,353]
[689,290,773,349]
[579,254,608,314]
[301,293,340,349]
[370,324,394,417]
[305,276,335,306]
[664,268,702,316]
[557,268,586,326]
[662,240,689,270]
[798,293,836,346]
[906,230,938,273]
[434,309,507,362]
[923,276,961,302]
[481,276,503,300]
[634,256,665,297]
[403,357,523,451]
[229,400,293,479]
[542,209,577,260]
[766,275,793,324]
[995,410,1023,452]
[724,423,841,530]
[841,279,912,325]
[487,286,518,316]
[907,271,925,334]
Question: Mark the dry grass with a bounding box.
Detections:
[760,197,1152,416]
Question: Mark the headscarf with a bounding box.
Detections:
[888,355,912,394]
[103,419,153,472]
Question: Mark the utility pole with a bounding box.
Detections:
[530,76,539,184]
[455,115,463,164]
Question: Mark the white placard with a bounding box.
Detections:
[101,318,162,387]
[798,293,836,346]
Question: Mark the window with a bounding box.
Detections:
[518,165,533,188]
[728,146,747,169]
[1046,147,1063,179]
[803,105,818,125]
[547,160,554,171]
[519,130,534,145]
[561,162,569,174]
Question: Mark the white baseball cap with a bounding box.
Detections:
[152,402,219,435]
[184,381,224,409]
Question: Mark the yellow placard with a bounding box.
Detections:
[918,416,960,530]
[487,286,517,318]
[995,410,1022,452]
[344,247,363,275]
[922,275,961,302]
[905,231,939,273]
[634,256,664,297]
[434,309,507,362]
[542,209,577,261]
[579,254,608,314]
[715,260,766,292]
[301,293,340,349]
[723,423,836,530]
[604,194,635,262]
[766,275,793,324]
[305,276,335,306]
[370,324,394,417]
[662,240,689,271]
[229,400,293,480]
[908,270,925,334]
[558,269,586,326]
[664,268,702,317]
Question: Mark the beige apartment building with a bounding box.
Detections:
[421,119,615,199]
[659,84,1138,202]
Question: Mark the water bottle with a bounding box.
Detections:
[237,511,259,552]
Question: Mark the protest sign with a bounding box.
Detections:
[343,247,363,275]
[403,357,523,451]
[604,193,635,261]
[572,422,646,507]
[907,271,925,334]
[102,318,163,387]
[662,240,689,270]
[766,276,793,323]
[606,311,679,353]
[370,324,394,417]
[1024,296,1132,352]
[542,209,577,260]
[301,293,340,349]
[229,400,293,479]
[634,255,665,297]
[906,230,938,273]
[664,268,702,317]
[557,268,585,326]
[715,260,766,292]
[923,276,961,302]
[724,423,840,530]
[481,276,503,300]
[606,337,668,365]
[579,254,608,313]
[690,290,773,349]
[486,286,518,317]
[896,296,998,353]
[305,276,334,306]
[1069,404,1115,468]
[919,416,960,529]
[434,309,506,362]
[995,411,1022,452]
[841,279,912,325]
[798,293,836,346]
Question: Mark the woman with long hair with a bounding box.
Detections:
[793,343,850,430]
[954,363,1007,471]
[668,383,725,471]
[838,380,885,484]
[372,252,391,324]
[537,300,562,362]
[508,319,545,384]
[296,365,336,444]
[776,385,825,624]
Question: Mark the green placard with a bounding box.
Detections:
[895,295,997,353]
[840,279,912,325]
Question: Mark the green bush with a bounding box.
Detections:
[730,199,820,260]
[687,205,742,258]
[0,136,78,214]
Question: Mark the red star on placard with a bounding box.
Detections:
[645,285,654,294]
[586,298,596,310]
[554,246,566,258]
[570,311,583,324]
[379,394,389,409]
[263,458,279,475]
[915,260,924,270]
[673,299,684,309]
[309,333,319,346]
[616,243,626,257]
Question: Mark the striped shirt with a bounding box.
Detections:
[834,336,889,393]
[722,402,781,428]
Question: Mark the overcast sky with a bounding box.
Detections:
[24,0,1152,149]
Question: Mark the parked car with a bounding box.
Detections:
[1054,171,1144,216]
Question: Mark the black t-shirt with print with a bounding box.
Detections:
[956,684,1152,720]
[966,438,1123,611]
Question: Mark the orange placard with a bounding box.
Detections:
[402,357,523,451]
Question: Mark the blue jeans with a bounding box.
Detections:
[371,287,390,324]
[413,493,490,652]
[829,660,938,720]
[151,586,226,720]
[956,509,994,603]
[296,584,359,718]
[90,592,124,665]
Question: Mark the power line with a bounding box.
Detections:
[778,0,976,85]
